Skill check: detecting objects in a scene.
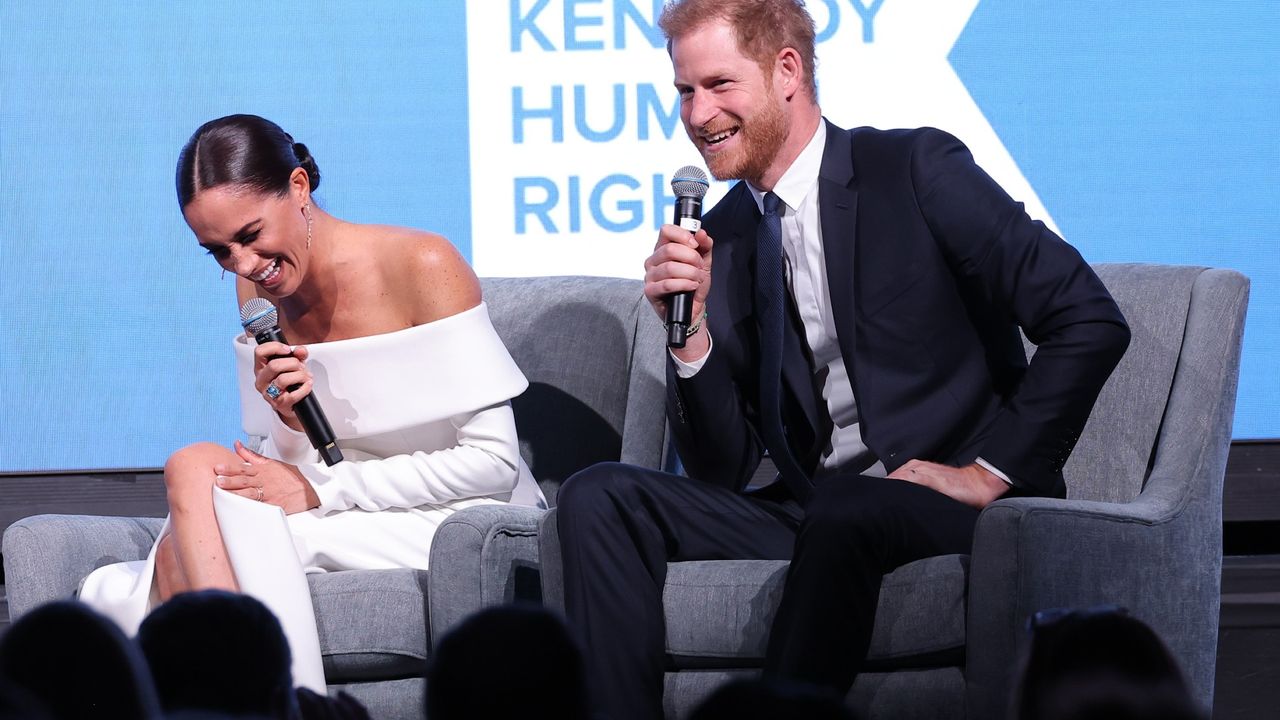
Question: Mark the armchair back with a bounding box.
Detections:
[481,276,669,505]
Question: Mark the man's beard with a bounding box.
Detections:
[699,94,787,184]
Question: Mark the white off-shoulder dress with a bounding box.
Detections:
[80,303,545,691]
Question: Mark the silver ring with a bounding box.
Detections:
[255,486,264,501]
[265,383,282,400]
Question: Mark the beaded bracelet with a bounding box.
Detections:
[683,310,708,337]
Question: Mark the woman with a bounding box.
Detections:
[80,114,544,688]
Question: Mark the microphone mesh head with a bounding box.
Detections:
[670,165,709,200]
[239,298,278,334]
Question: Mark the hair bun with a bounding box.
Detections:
[292,142,321,191]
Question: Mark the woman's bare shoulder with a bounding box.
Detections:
[371,226,481,325]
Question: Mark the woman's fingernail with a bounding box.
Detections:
[216,476,226,487]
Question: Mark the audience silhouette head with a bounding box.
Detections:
[1015,606,1204,720]
[0,600,160,719]
[138,590,294,718]
[427,604,588,720]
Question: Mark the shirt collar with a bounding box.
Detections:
[748,120,826,214]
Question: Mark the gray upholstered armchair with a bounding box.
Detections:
[2,276,670,720]
[539,264,1249,719]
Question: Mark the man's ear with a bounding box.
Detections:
[776,47,804,100]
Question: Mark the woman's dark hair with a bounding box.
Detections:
[176,114,320,208]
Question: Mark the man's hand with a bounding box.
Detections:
[888,459,1009,509]
[644,224,714,362]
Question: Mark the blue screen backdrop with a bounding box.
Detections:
[1,1,1275,471]
[951,0,1278,443]
[0,2,471,470]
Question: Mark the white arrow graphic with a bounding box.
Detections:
[814,0,1060,233]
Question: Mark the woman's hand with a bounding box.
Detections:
[214,440,321,514]
[253,342,313,432]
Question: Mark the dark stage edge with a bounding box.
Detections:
[1,441,1277,716]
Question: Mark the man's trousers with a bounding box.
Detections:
[556,462,980,720]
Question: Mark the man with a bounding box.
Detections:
[555,2,1131,718]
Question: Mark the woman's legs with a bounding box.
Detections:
[152,534,185,600]
[155,442,243,599]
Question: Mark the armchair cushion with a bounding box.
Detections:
[664,555,968,668]
[311,569,428,681]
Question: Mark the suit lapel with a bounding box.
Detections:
[715,182,759,335]
[818,121,860,381]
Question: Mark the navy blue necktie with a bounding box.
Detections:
[756,192,812,502]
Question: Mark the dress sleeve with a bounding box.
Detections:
[296,402,523,513]
[236,303,530,510]
[258,413,320,466]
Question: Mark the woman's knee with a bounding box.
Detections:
[163,442,234,500]
[164,441,227,472]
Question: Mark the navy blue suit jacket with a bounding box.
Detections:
[667,122,1130,499]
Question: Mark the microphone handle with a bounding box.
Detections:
[255,326,344,466]
[666,294,693,347]
[667,195,703,348]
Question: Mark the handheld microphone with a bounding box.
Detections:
[667,165,710,348]
[239,298,343,466]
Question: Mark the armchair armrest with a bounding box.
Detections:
[965,487,1219,717]
[427,504,547,644]
[2,514,165,620]
[536,508,565,614]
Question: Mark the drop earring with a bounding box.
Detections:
[304,204,313,250]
